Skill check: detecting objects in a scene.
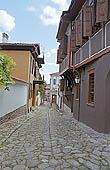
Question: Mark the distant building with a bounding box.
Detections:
[0,42,44,122]
[50,72,60,106]
[45,84,50,102]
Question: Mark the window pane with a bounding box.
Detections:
[89,72,94,103]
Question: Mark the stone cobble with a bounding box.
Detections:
[0,102,110,170]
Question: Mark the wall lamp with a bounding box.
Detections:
[75,74,80,84]
[73,70,80,84]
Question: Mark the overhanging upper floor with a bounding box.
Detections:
[56,0,110,75]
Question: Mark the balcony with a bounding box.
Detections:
[71,28,104,66]
[59,56,68,74]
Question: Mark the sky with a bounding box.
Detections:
[0,0,71,83]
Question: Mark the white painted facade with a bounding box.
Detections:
[0,80,28,118]
[37,91,41,106]
[50,72,60,106]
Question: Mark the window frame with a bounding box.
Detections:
[88,69,95,104]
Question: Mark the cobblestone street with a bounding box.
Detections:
[0,102,110,170]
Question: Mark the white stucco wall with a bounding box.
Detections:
[37,92,41,106]
[0,81,28,118]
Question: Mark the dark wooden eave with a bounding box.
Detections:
[56,11,69,40]
[33,80,44,85]
[68,0,86,20]
[56,0,86,40]
[0,43,40,62]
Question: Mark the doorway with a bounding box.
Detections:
[52,95,57,103]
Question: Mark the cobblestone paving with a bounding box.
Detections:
[0,102,110,170]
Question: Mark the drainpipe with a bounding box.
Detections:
[69,23,72,70]
[78,72,81,121]
[71,85,74,114]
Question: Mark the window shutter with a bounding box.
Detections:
[83,5,92,37]
[96,0,108,23]
[57,49,60,64]
[91,0,97,26]
[71,25,76,52]
[57,46,62,64]
[60,41,64,59]
[76,16,83,46]
[60,79,65,91]
[61,35,68,57]
[108,0,110,19]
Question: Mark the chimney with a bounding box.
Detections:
[2,33,9,43]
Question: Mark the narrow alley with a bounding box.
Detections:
[0,103,110,170]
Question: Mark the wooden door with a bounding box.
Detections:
[52,95,57,103]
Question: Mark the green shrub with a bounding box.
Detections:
[0,54,16,90]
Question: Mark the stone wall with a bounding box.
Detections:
[0,105,27,125]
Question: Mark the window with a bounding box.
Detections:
[88,69,95,104]
[53,79,56,85]
[75,84,79,99]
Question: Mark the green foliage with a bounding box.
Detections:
[0,54,16,90]
[39,73,46,100]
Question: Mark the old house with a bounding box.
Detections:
[0,42,44,121]
[50,72,60,106]
[45,84,50,102]
[56,0,110,133]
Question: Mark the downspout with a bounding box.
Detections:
[71,84,74,113]
[78,71,81,121]
[68,23,74,114]
[68,23,72,70]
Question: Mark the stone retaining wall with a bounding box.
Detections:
[0,105,27,124]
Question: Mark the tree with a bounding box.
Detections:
[0,54,16,91]
[39,73,46,101]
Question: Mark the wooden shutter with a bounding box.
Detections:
[83,5,92,37]
[91,0,97,26]
[60,40,65,59]
[60,79,65,91]
[57,49,60,64]
[108,0,110,19]
[62,35,68,57]
[57,46,62,64]
[76,15,83,46]
[96,0,108,23]
[71,25,76,52]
